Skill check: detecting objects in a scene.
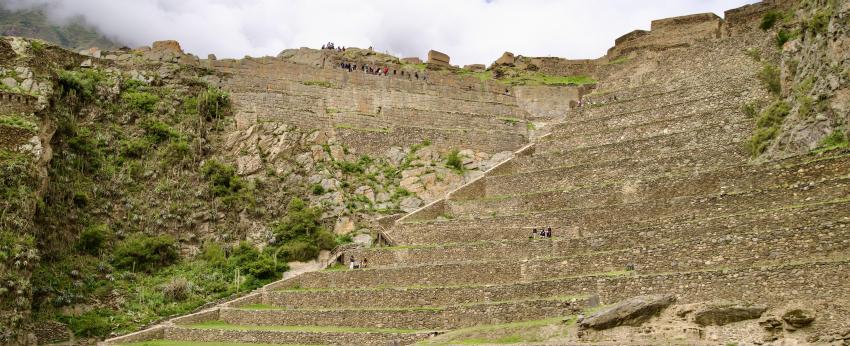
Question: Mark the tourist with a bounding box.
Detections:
[531,228,538,239]
[363,258,368,268]
[383,67,389,76]
[349,256,355,269]
[547,227,552,238]
[414,72,419,80]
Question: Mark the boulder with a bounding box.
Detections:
[399,196,423,212]
[464,64,486,71]
[2,77,17,89]
[208,54,217,60]
[782,309,815,328]
[353,234,372,247]
[401,57,422,64]
[334,217,356,235]
[692,301,767,326]
[495,51,516,66]
[427,50,450,66]
[579,294,676,330]
[152,40,184,54]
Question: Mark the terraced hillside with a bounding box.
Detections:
[101,1,850,345]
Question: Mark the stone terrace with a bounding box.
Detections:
[212,57,531,155]
[104,2,850,345]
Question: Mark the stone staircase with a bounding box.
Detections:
[103,23,850,346]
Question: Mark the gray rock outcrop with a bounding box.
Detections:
[579,294,676,330]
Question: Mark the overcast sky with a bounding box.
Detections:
[2,0,758,65]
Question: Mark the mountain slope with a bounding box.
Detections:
[0,6,120,50]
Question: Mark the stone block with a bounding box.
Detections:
[495,51,516,66]
[427,50,450,66]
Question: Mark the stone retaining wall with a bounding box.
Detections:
[222,299,584,330]
[164,326,435,346]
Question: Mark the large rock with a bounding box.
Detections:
[427,50,450,66]
[401,57,422,64]
[782,309,815,328]
[579,294,676,330]
[692,301,767,326]
[464,64,485,71]
[495,51,516,66]
[152,40,184,54]
[1,77,17,89]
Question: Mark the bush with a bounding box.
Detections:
[122,91,160,113]
[758,64,781,96]
[200,160,244,197]
[269,198,334,261]
[445,149,464,171]
[228,241,284,281]
[809,7,833,35]
[162,277,192,302]
[200,241,226,267]
[776,29,798,47]
[748,101,790,156]
[310,183,325,195]
[57,69,105,101]
[760,11,782,30]
[112,234,179,272]
[119,137,150,158]
[198,87,231,120]
[141,118,180,143]
[77,224,111,255]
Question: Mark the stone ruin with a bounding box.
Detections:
[88,0,850,344]
[426,49,450,66]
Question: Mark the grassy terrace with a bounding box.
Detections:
[236,295,586,312]
[183,320,426,334]
[123,341,319,346]
[454,68,596,86]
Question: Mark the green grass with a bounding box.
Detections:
[0,114,38,132]
[418,316,571,345]
[187,320,422,334]
[500,73,596,86]
[497,117,522,125]
[813,129,849,154]
[122,340,319,346]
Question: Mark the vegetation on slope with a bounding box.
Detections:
[0,7,120,50]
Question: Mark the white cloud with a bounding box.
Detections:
[1,0,759,65]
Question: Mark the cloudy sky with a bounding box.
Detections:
[2,0,758,65]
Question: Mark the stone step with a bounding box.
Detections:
[548,102,743,150]
[221,297,585,330]
[162,324,436,346]
[573,73,760,121]
[284,223,850,290]
[484,143,745,196]
[392,174,850,245]
[268,259,850,314]
[447,154,850,216]
[522,120,752,172]
[349,201,850,268]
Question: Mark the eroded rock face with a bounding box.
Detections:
[782,309,816,328]
[495,51,516,66]
[579,294,676,330]
[692,301,767,326]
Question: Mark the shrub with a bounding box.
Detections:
[445,149,464,171]
[776,29,798,47]
[760,11,781,30]
[198,87,231,121]
[77,224,112,255]
[228,241,284,280]
[57,69,105,101]
[758,64,781,96]
[200,241,226,267]
[814,129,849,153]
[141,118,179,143]
[122,91,160,113]
[748,101,790,157]
[809,7,833,35]
[29,40,45,54]
[335,160,364,174]
[112,234,179,272]
[162,277,192,302]
[274,240,319,262]
[119,137,150,158]
[310,183,325,195]
[200,160,244,197]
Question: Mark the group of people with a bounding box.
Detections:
[531,227,553,239]
[337,61,427,80]
[321,42,346,51]
[348,256,368,269]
